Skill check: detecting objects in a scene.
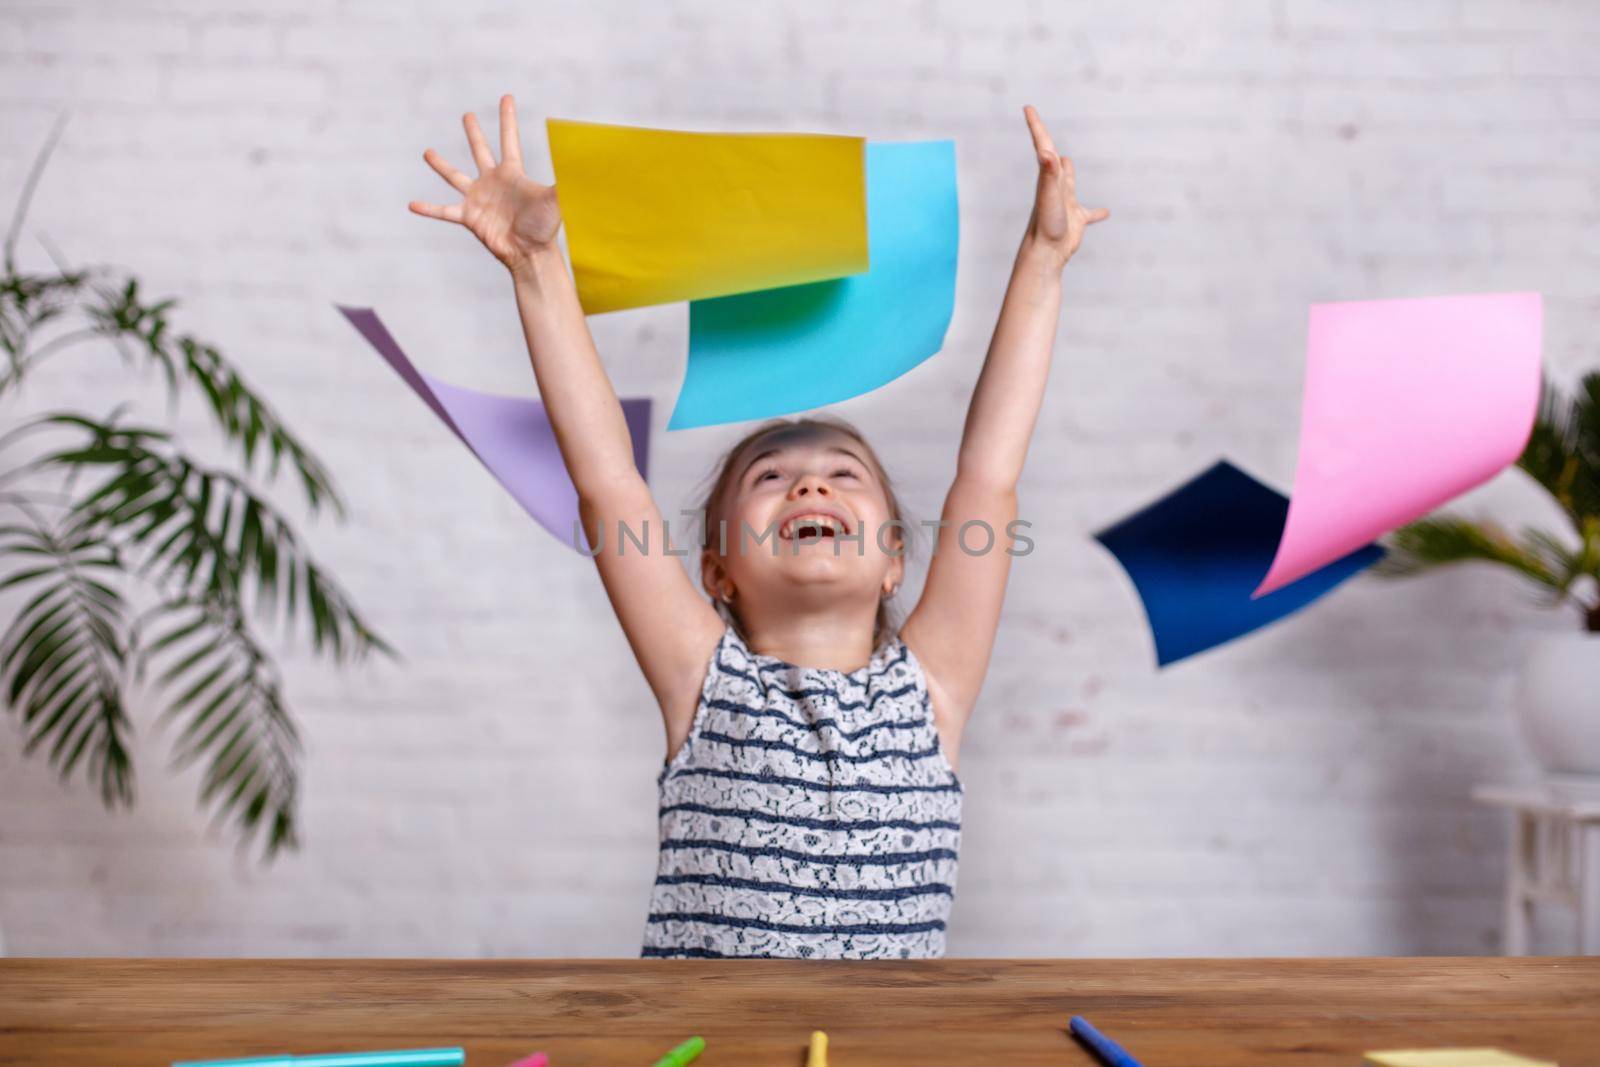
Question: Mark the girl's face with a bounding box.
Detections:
[703,425,904,616]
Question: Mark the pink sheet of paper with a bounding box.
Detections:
[1253,292,1543,598]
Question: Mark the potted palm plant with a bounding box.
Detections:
[1379,372,1599,785]
[2,116,391,864]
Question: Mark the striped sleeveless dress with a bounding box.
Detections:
[642,624,964,959]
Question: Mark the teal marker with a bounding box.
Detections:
[650,1035,706,1067]
[172,1048,464,1067]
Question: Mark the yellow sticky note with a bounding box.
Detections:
[546,118,868,314]
[1365,1049,1557,1067]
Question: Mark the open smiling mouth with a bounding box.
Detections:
[778,514,849,540]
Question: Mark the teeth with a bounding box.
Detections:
[781,514,843,538]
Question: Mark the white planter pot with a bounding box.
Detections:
[1513,631,1600,780]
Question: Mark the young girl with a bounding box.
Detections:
[410,96,1107,958]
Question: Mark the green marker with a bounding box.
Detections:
[651,1036,705,1067]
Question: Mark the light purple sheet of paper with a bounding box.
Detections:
[337,305,651,551]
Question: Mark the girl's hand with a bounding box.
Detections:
[410,94,562,277]
[1022,104,1109,271]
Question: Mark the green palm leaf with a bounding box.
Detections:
[1575,371,1600,484]
[1383,374,1600,632]
[1516,373,1600,531]
[1376,516,1565,588]
[1,118,393,861]
[2,121,341,519]
[36,412,390,662]
[75,277,346,518]
[139,597,302,857]
[0,414,388,860]
[0,515,131,806]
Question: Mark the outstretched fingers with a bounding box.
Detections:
[499,94,524,171]
[462,110,497,174]
[1023,104,1058,168]
[408,199,464,223]
[423,148,471,193]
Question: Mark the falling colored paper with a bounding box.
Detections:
[1094,459,1384,667]
[1365,1050,1557,1067]
[1255,292,1543,597]
[546,118,869,315]
[336,305,651,551]
[668,139,959,430]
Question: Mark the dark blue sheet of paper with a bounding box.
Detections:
[1093,460,1385,667]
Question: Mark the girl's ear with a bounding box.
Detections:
[700,548,729,602]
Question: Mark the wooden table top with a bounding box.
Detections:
[2,957,1597,1066]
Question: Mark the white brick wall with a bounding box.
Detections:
[1,0,1595,958]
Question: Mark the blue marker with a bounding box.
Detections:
[1069,1016,1144,1067]
[172,1048,464,1067]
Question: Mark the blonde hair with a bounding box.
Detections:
[695,415,909,650]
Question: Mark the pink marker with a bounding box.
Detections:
[506,1055,549,1067]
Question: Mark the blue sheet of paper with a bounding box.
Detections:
[667,139,959,430]
[1093,459,1385,667]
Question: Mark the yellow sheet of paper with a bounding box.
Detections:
[546,118,868,314]
[1365,1049,1557,1067]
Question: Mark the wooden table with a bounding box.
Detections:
[3,958,1597,1066]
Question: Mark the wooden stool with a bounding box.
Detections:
[1473,783,1600,955]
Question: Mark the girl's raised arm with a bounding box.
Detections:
[411,95,724,747]
[899,105,1108,763]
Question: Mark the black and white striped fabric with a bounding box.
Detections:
[642,624,964,959]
